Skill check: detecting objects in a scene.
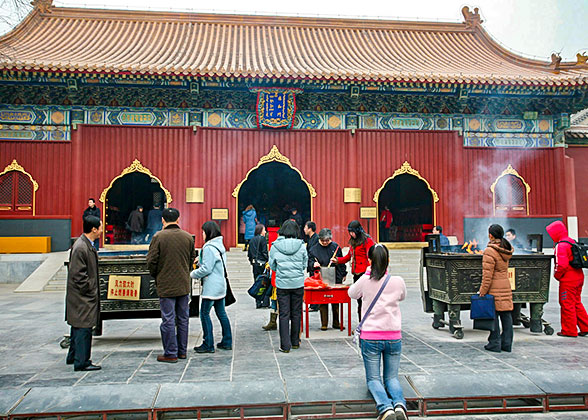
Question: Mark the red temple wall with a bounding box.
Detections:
[0,140,72,217]
[1,126,568,246]
[566,146,588,239]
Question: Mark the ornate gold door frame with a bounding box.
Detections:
[372,161,439,242]
[232,145,316,246]
[0,159,39,215]
[99,159,173,244]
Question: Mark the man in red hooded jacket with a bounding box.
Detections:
[546,221,588,337]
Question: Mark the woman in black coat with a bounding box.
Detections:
[247,224,268,283]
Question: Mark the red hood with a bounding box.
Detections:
[546,221,568,242]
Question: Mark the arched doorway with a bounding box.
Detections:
[0,160,38,216]
[374,162,438,243]
[100,160,172,245]
[233,146,315,245]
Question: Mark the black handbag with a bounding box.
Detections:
[209,245,236,307]
[473,318,496,331]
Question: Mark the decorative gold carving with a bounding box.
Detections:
[99,159,172,204]
[0,159,38,215]
[490,164,530,216]
[31,0,53,13]
[373,161,439,203]
[232,145,316,198]
[0,159,39,191]
[360,207,378,219]
[577,52,588,66]
[186,187,204,203]
[344,188,361,203]
[461,6,483,29]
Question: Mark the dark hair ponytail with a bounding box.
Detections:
[488,223,512,250]
[368,243,389,280]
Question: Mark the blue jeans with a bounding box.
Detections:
[361,339,406,414]
[200,298,232,350]
[159,295,189,357]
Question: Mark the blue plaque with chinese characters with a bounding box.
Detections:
[256,89,298,128]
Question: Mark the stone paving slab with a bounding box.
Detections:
[285,376,418,402]
[155,379,286,409]
[523,369,588,395]
[11,383,159,415]
[409,372,545,399]
[0,388,27,417]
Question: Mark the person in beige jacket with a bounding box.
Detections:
[479,224,514,353]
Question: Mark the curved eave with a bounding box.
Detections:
[2,65,587,88]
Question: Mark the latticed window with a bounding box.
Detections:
[0,171,34,214]
[495,175,526,213]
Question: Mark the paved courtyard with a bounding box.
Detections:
[1,274,588,418]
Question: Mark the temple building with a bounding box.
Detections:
[0,0,587,250]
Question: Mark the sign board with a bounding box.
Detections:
[508,267,516,290]
[107,275,141,300]
[360,207,377,219]
[344,188,361,203]
[212,208,229,220]
[186,187,204,203]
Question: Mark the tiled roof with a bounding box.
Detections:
[1,3,587,85]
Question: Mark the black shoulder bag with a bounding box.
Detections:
[209,245,236,306]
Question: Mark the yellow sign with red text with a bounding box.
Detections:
[508,268,516,290]
[107,275,141,300]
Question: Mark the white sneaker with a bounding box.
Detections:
[377,408,395,420]
[394,405,408,420]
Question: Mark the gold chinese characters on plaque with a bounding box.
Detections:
[186,187,204,203]
[344,188,361,203]
[107,275,141,301]
[360,207,378,219]
[508,268,516,290]
[211,208,229,220]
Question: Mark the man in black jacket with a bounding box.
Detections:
[308,228,347,330]
[82,198,101,250]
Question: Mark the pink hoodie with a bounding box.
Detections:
[348,268,406,340]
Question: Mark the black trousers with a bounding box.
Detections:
[66,326,93,370]
[277,287,304,351]
[487,310,514,352]
[354,273,364,321]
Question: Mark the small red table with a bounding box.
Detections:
[303,285,352,337]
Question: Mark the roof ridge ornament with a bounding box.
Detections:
[461,6,483,29]
[31,0,53,13]
[577,52,588,66]
[550,53,562,73]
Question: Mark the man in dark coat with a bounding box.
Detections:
[146,204,163,243]
[65,215,102,371]
[83,198,101,250]
[127,206,144,244]
[290,208,304,238]
[308,228,347,330]
[147,208,196,363]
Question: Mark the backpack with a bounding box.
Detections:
[556,240,588,269]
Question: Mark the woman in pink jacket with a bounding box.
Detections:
[348,244,408,420]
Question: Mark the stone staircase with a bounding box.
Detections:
[39,247,423,292]
[44,264,67,291]
[387,249,423,285]
[225,247,256,290]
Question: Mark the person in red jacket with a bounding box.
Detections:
[331,220,375,321]
[546,221,588,337]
